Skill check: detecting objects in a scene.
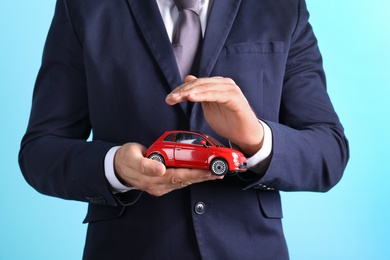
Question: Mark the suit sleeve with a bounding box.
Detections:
[246,0,349,192]
[18,0,140,206]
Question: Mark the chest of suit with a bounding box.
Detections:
[66,0,298,146]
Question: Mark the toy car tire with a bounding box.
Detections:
[210,158,228,176]
[148,153,165,165]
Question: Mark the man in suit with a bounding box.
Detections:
[19,0,349,259]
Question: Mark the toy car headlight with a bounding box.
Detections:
[232,152,240,165]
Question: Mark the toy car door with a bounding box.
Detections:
[174,132,209,169]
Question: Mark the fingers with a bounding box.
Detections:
[184,75,197,82]
[165,76,244,107]
[113,142,223,197]
[167,76,237,101]
[168,168,222,186]
[145,168,223,196]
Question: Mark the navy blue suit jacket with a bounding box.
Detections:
[19,0,349,259]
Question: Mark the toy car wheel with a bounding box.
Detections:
[210,159,228,176]
[148,153,165,165]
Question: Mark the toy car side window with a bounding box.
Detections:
[178,133,205,145]
[191,134,206,145]
[163,133,176,142]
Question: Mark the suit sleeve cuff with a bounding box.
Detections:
[246,120,273,168]
[104,146,137,193]
[228,120,273,168]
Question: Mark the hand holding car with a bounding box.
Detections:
[166,76,264,156]
[114,142,223,196]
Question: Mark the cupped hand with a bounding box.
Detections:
[166,76,264,156]
[114,142,223,196]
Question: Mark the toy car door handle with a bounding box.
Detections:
[176,148,181,150]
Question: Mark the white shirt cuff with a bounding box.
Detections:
[246,120,273,168]
[104,146,136,193]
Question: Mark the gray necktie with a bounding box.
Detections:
[172,0,201,80]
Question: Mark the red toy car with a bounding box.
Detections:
[146,130,247,176]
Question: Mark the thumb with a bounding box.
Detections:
[142,157,166,176]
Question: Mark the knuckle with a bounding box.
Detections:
[205,83,216,90]
[171,176,182,184]
[180,181,192,187]
[140,158,150,174]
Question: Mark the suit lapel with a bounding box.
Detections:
[127,0,190,117]
[198,0,242,77]
[127,0,182,89]
[127,0,242,82]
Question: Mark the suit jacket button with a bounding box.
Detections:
[194,202,206,215]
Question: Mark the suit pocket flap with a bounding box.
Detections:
[226,42,284,55]
[256,190,283,219]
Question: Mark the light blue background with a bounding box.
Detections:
[1,1,389,259]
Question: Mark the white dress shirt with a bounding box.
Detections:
[105,0,273,193]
